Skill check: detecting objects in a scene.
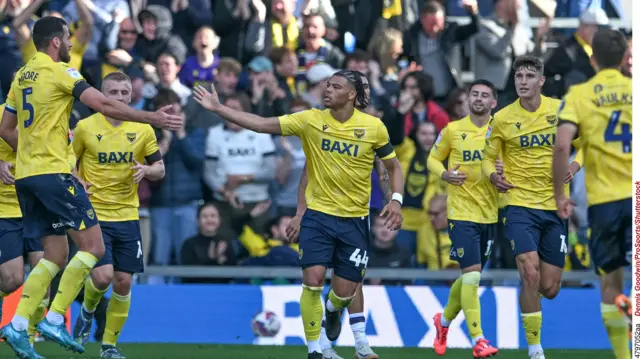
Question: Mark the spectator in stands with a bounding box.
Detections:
[150,89,205,282]
[395,71,449,136]
[181,203,236,284]
[424,194,457,270]
[135,5,187,68]
[245,55,288,117]
[239,202,299,267]
[402,0,479,104]
[367,216,412,286]
[543,8,609,99]
[296,12,345,81]
[443,87,469,121]
[160,0,213,54]
[396,121,445,256]
[301,62,337,109]
[269,46,301,101]
[473,0,548,109]
[204,93,276,236]
[13,0,94,73]
[127,67,147,110]
[100,16,140,80]
[143,52,191,106]
[367,27,404,95]
[62,0,129,65]
[345,50,371,77]
[0,0,31,100]
[178,26,220,89]
[622,35,632,77]
[212,0,257,64]
[273,99,310,217]
[214,57,243,101]
[259,0,299,51]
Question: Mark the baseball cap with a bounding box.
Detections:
[307,63,337,84]
[247,56,273,73]
[579,8,609,26]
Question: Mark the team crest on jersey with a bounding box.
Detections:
[593,84,604,94]
[456,248,464,258]
[87,209,95,220]
[546,115,558,126]
[126,133,137,143]
[354,129,365,139]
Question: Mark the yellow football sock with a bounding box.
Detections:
[327,289,353,312]
[443,277,463,323]
[28,297,50,344]
[601,303,630,359]
[102,292,131,347]
[522,312,542,346]
[50,251,98,316]
[15,259,60,321]
[83,277,109,312]
[300,285,324,341]
[461,272,483,339]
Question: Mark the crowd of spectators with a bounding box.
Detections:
[0,0,631,284]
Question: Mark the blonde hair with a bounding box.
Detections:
[368,28,403,72]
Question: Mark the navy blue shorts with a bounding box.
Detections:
[95,221,144,274]
[15,174,98,239]
[0,218,43,265]
[504,205,567,268]
[448,220,497,269]
[298,209,370,283]
[588,199,632,275]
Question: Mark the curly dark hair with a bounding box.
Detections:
[332,70,369,109]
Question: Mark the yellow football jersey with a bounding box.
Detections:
[73,113,160,221]
[279,108,396,217]
[428,116,498,223]
[5,52,90,180]
[557,69,632,206]
[0,104,21,218]
[482,96,578,210]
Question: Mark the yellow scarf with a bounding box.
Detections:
[575,33,593,57]
[271,17,299,50]
[382,0,402,19]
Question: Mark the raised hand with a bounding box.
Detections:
[442,164,467,186]
[193,84,221,112]
[153,105,183,131]
[250,200,272,218]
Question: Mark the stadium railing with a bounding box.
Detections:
[142,266,631,281]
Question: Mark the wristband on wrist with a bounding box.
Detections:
[391,192,403,205]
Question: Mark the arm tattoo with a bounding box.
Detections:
[378,160,392,203]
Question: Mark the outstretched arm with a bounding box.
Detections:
[193,85,282,134]
[79,87,182,130]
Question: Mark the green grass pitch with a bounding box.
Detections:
[0,343,614,359]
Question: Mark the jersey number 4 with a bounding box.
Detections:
[22,87,35,128]
[604,110,631,153]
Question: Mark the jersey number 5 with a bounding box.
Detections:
[604,110,631,153]
[22,87,35,128]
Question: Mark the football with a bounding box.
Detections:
[251,310,281,337]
